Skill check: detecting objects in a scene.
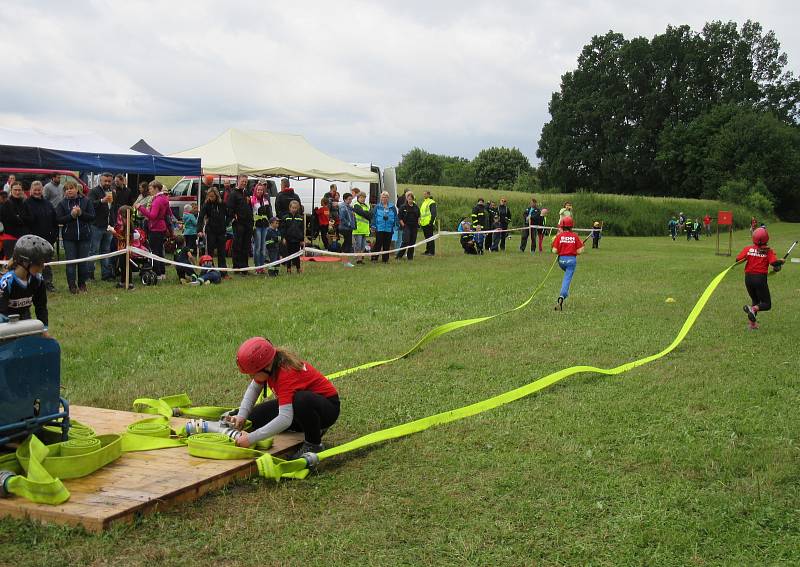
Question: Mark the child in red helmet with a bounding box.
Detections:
[736,227,784,330]
[226,337,339,460]
[551,216,585,310]
[189,254,222,285]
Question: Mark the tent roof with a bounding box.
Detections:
[130,138,163,156]
[0,127,199,175]
[171,128,378,182]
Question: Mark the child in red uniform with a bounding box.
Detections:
[736,227,784,330]
[551,216,585,310]
[227,337,340,459]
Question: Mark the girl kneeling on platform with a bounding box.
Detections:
[228,337,340,459]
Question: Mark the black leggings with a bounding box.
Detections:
[745,273,771,312]
[205,231,227,269]
[373,231,392,262]
[396,225,417,259]
[285,241,302,271]
[249,393,340,445]
[149,231,166,275]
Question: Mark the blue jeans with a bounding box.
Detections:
[63,239,91,288]
[253,226,268,267]
[558,255,577,299]
[89,225,114,279]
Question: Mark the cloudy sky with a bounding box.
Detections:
[1,1,797,167]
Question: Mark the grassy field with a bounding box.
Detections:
[409,184,766,236]
[1,223,799,566]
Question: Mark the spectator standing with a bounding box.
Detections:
[485,201,499,251]
[43,173,63,208]
[314,197,331,250]
[137,181,171,279]
[23,181,58,292]
[352,192,371,264]
[275,178,301,219]
[113,174,135,207]
[397,191,421,260]
[497,197,511,251]
[3,175,16,193]
[88,172,116,281]
[1,181,30,259]
[198,188,228,271]
[251,183,273,272]
[227,175,254,275]
[325,184,341,235]
[280,200,305,275]
[182,204,198,252]
[132,181,151,227]
[470,199,488,253]
[371,191,397,263]
[419,190,437,256]
[338,193,356,268]
[55,181,94,293]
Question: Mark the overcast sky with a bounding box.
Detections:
[1,1,797,167]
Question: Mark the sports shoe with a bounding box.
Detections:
[343,262,354,268]
[78,284,88,293]
[69,285,78,295]
[748,322,760,331]
[555,296,564,311]
[286,441,324,461]
[743,305,757,323]
[188,280,202,286]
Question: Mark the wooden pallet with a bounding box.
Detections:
[0,405,303,532]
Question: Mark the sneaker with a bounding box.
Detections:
[343,262,354,268]
[78,284,88,293]
[69,285,78,295]
[116,281,125,289]
[287,441,324,461]
[157,274,166,281]
[45,283,56,293]
[748,322,760,331]
[555,296,564,311]
[203,279,211,285]
[188,280,202,286]
[743,305,757,323]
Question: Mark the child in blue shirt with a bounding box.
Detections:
[183,204,198,252]
[265,217,281,277]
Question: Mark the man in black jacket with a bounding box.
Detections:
[113,174,135,207]
[227,175,253,274]
[470,199,488,253]
[497,198,512,251]
[88,172,116,280]
[24,181,58,292]
[275,178,302,218]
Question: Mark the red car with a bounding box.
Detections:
[0,168,90,195]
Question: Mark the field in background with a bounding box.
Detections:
[406,184,767,236]
[1,223,798,566]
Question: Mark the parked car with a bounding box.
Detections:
[169,175,278,218]
[0,168,90,196]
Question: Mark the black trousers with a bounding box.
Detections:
[149,231,166,275]
[499,226,508,250]
[285,241,302,271]
[396,225,417,259]
[422,223,435,254]
[340,230,353,254]
[232,222,253,269]
[205,231,227,269]
[374,231,392,262]
[745,273,771,312]
[249,393,340,445]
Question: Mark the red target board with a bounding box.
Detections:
[717,211,733,226]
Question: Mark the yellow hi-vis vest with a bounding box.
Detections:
[419,198,435,227]
[354,201,371,236]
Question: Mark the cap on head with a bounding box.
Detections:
[559,216,574,228]
[752,227,769,246]
[236,337,277,374]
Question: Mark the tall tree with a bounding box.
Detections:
[472,146,531,189]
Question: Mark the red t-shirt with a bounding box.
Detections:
[267,362,338,406]
[703,215,711,225]
[315,206,330,226]
[736,245,778,274]
[553,231,583,256]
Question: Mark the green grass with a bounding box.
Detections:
[408,184,767,237]
[1,224,799,566]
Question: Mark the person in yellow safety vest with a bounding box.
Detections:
[352,192,372,265]
[419,190,437,256]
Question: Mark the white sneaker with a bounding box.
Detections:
[157,275,166,281]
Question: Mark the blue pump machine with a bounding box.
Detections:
[0,315,69,446]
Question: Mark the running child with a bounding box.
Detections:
[737,227,784,330]
[0,235,52,333]
[227,337,340,460]
[551,216,585,310]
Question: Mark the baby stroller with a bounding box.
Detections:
[128,228,158,286]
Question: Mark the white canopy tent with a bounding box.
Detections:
[171,128,378,182]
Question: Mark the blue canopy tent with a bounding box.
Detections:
[0,128,199,175]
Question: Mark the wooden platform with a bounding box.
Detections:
[0,405,303,532]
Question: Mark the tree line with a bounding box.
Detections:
[536,20,800,220]
[396,146,540,192]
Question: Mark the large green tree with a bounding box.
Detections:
[396,148,444,185]
[537,20,800,217]
[472,146,531,189]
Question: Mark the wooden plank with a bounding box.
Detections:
[0,405,304,532]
